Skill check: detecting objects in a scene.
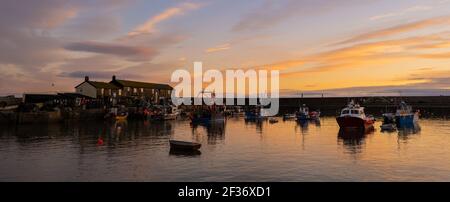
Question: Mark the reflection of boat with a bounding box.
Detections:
[338,128,368,152]
[115,112,128,121]
[283,113,296,120]
[225,106,245,116]
[336,100,375,131]
[245,105,268,121]
[169,140,201,151]
[169,148,201,156]
[380,113,396,131]
[395,102,419,128]
[269,117,278,123]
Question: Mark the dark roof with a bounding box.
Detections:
[75,81,119,89]
[88,81,120,89]
[112,80,173,90]
[23,94,60,103]
[57,93,93,99]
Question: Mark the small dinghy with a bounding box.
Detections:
[169,140,201,151]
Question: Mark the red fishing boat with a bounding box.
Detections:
[336,101,375,131]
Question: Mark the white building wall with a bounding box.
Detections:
[75,82,97,98]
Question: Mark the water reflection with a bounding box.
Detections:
[337,128,373,154]
[295,120,309,134]
[169,148,202,157]
[191,120,226,145]
[244,119,264,133]
[397,124,421,143]
[1,117,450,181]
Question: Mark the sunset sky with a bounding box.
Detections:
[1,0,450,97]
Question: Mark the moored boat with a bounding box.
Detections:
[296,104,310,121]
[295,104,320,121]
[380,113,396,131]
[169,140,201,151]
[189,90,225,125]
[336,101,375,131]
[308,110,321,121]
[395,101,419,128]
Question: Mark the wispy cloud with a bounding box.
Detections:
[64,41,158,61]
[336,16,450,45]
[370,5,432,21]
[127,2,202,37]
[261,31,449,78]
[205,43,231,53]
[232,0,366,32]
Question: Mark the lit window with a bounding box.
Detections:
[141,88,144,93]
[101,88,104,95]
[118,89,122,96]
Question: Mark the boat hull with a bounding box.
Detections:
[395,114,418,128]
[169,140,201,151]
[296,114,309,121]
[336,116,374,130]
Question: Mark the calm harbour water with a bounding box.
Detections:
[1,117,449,182]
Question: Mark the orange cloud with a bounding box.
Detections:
[419,52,450,59]
[128,2,202,37]
[205,43,231,53]
[336,15,450,45]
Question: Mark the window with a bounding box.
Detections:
[141,88,144,93]
[101,88,104,95]
[133,88,137,93]
[118,89,122,96]
[342,110,349,114]
[350,110,359,114]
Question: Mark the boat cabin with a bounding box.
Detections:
[339,102,366,118]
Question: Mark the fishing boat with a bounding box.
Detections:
[395,101,419,128]
[149,105,180,121]
[169,140,201,151]
[336,100,375,131]
[380,113,396,131]
[296,104,310,121]
[189,90,225,125]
